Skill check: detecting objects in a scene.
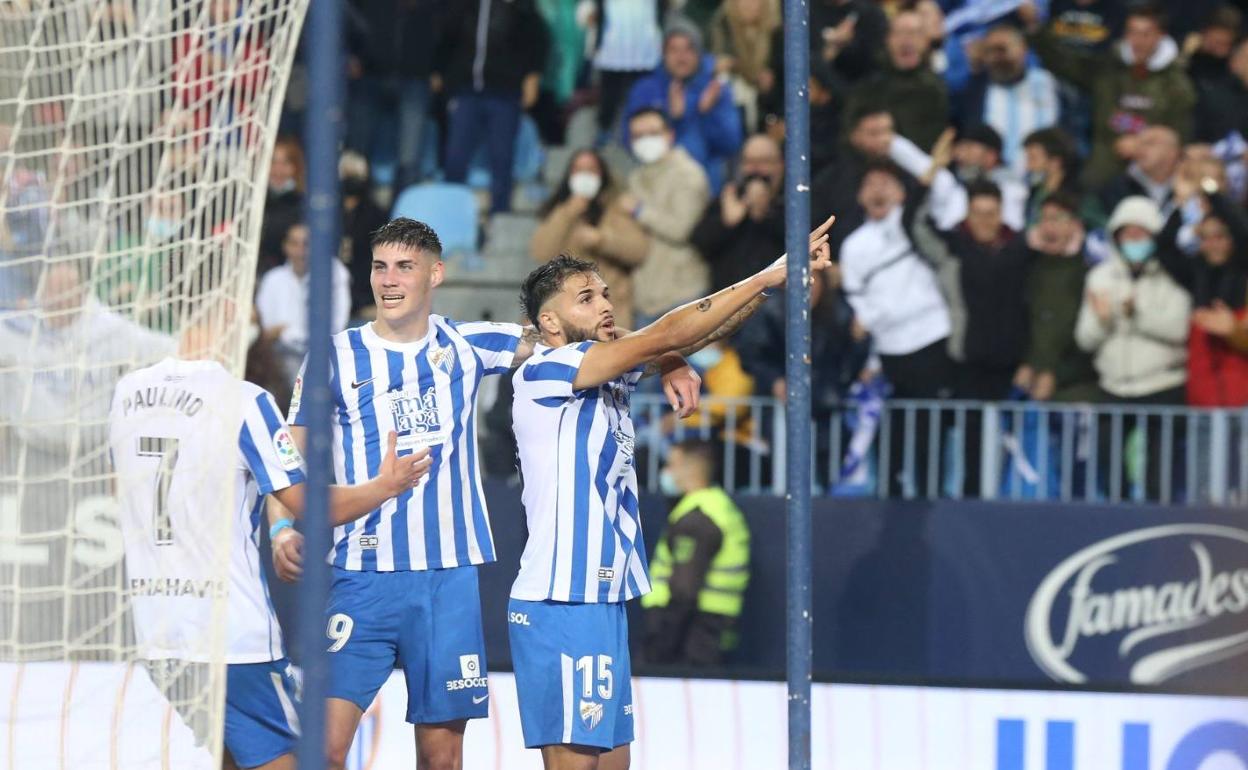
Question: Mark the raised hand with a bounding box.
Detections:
[760,214,837,287]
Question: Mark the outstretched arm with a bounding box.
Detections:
[571,215,836,391]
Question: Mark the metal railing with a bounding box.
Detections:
[632,395,1248,506]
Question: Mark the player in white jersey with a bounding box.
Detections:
[508,216,836,769]
[109,301,430,770]
[279,218,699,770]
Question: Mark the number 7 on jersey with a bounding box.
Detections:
[137,436,179,545]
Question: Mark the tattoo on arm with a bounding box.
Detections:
[511,326,543,368]
[696,299,712,312]
[678,294,767,355]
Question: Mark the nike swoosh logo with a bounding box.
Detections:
[472,694,488,704]
[350,378,374,390]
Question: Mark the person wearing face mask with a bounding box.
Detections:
[691,134,787,291]
[621,19,745,193]
[641,439,750,666]
[1075,196,1191,498]
[530,148,649,328]
[615,107,711,324]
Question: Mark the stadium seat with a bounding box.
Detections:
[390,182,480,258]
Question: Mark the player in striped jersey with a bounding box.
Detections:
[109,295,430,770]
[507,216,836,768]
[280,218,700,770]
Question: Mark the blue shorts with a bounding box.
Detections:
[507,599,634,750]
[224,659,300,769]
[326,566,489,724]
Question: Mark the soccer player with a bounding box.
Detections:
[108,292,430,770]
[281,217,700,770]
[508,216,836,769]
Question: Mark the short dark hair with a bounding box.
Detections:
[1205,4,1243,33]
[1040,190,1080,217]
[860,157,907,186]
[959,123,1004,157]
[520,253,599,325]
[847,99,892,130]
[672,438,720,479]
[370,217,442,257]
[966,179,1002,203]
[1125,2,1168,30]
[627,106,671,131]
[1023,127,1078,175]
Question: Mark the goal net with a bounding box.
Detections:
[0,0,307,766]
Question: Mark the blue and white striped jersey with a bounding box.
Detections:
[510,342,650,604]
[109,358,305,663]
[289,317,522,571]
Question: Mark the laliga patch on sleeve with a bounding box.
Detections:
[273,427,304,471]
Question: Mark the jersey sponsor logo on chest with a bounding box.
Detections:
[386,384,447,451]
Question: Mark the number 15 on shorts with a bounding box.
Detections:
[564,654,613,701]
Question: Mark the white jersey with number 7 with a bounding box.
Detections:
[108,358,306,663]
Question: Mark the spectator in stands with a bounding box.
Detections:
[1075,196,1191,498]
[434,0,548,213]
[808,63,846,177]
[616,107,711,323]
[529,148,649,329]
[532,0,587,145]
[759,0,886,131]
[1018,192,1100,402]
[888,124,1027,231]
[623,19,745,193]
[257,136,304,276]
[1022,1,1196,189]
[842,160,953,496]
[1044,0,1124,152]
[908,141,1030,496]
[1157,176,1248,406]
[708,0,779,132]
[343,0,448,191]
[806,0,889,84]
[1100,124,1181,216]
[1186,5,1243,93]
[338,151,387,321]
[916,180,1030,403]
[736,262,869,438]
[254,222,352,384]
[1194,37,1248,144]
[957,24,1060,179]
[841,160,954,400]
[812,102,898,255]
[1022,127,1106,228]
[691,134,785,291]
[585,0,666,139]
[641,439,751,667]
[843,10,949,152]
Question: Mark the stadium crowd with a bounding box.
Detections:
[5,0,1248,499]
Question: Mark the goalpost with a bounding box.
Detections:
[1,1,306,766]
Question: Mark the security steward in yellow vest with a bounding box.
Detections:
[641,439,750,665]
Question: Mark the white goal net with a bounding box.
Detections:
[0,0,307,765]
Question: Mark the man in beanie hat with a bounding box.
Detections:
[623,16,744,192]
